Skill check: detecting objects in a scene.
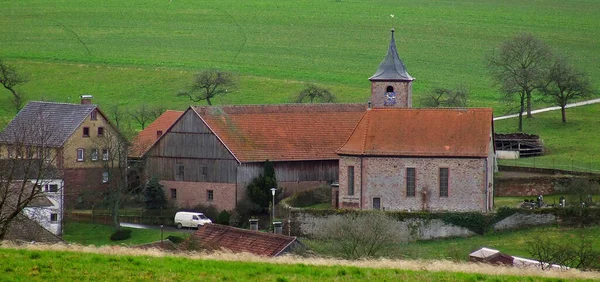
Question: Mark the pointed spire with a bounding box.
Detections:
[369,29,414,81]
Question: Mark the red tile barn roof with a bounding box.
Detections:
[130,110,183,158]
[337,108,493,157]
[192,104,367,163]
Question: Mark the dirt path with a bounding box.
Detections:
[493,98,600,121]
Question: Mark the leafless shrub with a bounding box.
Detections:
[312,212,402,259]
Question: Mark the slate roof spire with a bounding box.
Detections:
[369,29,414,81]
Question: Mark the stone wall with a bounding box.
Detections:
[494,176,575,197]
[290,212,475,241]
[288,210,558,241]
[493,213,556,231]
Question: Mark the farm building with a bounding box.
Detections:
[135,29,495,212]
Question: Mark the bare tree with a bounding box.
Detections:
[106,104,132,135]
[487,33,553,131]
[177,70,235,106]
[313,212,402,259]
[541,56,594,123]
[0,117,59,240]
[149,105,167,119]
[129,103,152,129]
[293,84,336,103]
[420,85,468,108]
[527,230,600,271]
[92,128,134,231]
[0,59,28,113]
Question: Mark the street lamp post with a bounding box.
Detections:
[270,188,277,229]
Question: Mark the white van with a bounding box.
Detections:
[174,212,212,229]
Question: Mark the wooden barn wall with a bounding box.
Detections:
[145,157,238,183]
[237,160,339,184]
[145,109,238,183]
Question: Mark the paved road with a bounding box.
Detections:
[493,98,600,121]
[120,222,196,233]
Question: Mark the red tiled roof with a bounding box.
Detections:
[130,110,183,158]
[192,104,367,162]
[337,108,493,157]
[187,224,297,257]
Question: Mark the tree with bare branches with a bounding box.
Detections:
[177,70,235,106]
[313,212,402,259]
[487,33,553,131]
[541,56,595,123]
[0,117,60,240]
[129,103,152,129]
[91,117,139,231]
[420,85,468,108]
[0,59,28,113]
[149,105,167,120]
[293,84,336,103]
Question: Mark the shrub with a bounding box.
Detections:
[110,229,132,241]
[216,210,231,225]
[289,186,331,207]
[312,212,402,259]
[165,235,184,244]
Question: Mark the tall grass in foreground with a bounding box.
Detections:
[0,243,598,281]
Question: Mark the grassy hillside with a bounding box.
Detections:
[0,246,596,281]
[1,0,599,123]
[494,103,600,171]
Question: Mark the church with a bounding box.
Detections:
[132,30,495,213]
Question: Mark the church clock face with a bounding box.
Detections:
[384,91,397,106]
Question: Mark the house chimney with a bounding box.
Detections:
[249,219,259,231]
[273,221,282,235]
[80,95,93,105]
[367,101,372,109]
[157,130,163,139]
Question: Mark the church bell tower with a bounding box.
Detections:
[369,29,414,108]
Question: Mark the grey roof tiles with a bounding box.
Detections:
[0,101,96,147]
[369,29,414,81]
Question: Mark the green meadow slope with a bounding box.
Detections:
[0,0,599,120]
[1,0,599,169]
[0,247,597,281]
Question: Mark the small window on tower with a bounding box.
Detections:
[386,86,394,92]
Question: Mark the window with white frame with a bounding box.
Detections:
[91,149,98,161]
[102,149,109,161]
[77,148,85,162]
[207,190,214,201]
[102,171,109,183]
[50,213,58,222]
[45,184,59,192]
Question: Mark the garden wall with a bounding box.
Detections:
[286,209,561,241]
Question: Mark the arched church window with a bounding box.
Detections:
[386,86,394,92]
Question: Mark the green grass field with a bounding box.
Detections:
[1,0,599,170]
[0,247,593,281]
[494,103,600,171]
[63,222,186,246]
[1,0,599,121]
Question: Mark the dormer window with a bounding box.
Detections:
[386,86,394,92]
[90,110,97,121]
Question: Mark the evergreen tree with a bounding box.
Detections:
[144,177,167,209]
[246,160,278,211]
